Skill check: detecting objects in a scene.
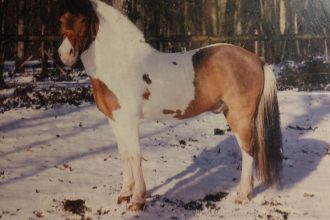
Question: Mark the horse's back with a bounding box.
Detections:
[190,44,264,110]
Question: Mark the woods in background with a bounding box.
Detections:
[127,0,329,62]
[0,0,329,78]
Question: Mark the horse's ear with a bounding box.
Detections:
[90,20,99,40]
[56,0,70,17]
[82,17,97,24]
[52,0,68,27]
[82,18,90,24]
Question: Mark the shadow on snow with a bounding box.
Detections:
[132,92,330,219]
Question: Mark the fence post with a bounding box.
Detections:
[40,0,51,79]
[325,28,329,62]
[41,25,47,79]
[254,29,259,56]
[293,13,301,59]
[17,0,25,62]
[279,0,286,34]
[0,0,7,89]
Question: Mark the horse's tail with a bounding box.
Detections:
[254,64,283,186]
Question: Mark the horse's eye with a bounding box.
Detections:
[81,18,89,24]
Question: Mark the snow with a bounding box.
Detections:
[0,88,16,98]
[0,91,330,220]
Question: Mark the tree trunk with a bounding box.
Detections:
[254,29,259,55]
[0,0,7,89]
[17,0,25,61]
[40,0,51,79]
[294,13,301,59]
[200,0,206,36]
[183,0,190,37]
[324,28,329,62]
[211,0,218,35]
[204,0,213,35]
[223,0,240,36]
[234,0,241,35]
[219,0,228,35]
[279,0,286,34]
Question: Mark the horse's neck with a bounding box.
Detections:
[82,1,154,78]
[95,1,152,58]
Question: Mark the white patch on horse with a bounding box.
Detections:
[80,41,97,76]
[141,51,196,120]
[235,133,254,202]
[58,37,78,66]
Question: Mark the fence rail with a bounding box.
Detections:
[2,34,330,43]
[1,35,60,42]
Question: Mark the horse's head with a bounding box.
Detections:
[58,0,99,66]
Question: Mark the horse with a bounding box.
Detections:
[57,0,283,211]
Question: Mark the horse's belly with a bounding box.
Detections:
[142,81,195,120]
[140,50,199,120]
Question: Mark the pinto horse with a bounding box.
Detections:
[58,0,282,211]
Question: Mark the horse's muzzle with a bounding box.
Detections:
[58,37,78,66]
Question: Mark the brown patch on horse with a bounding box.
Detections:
[142,89,151,100]
[142,74,152,85]
[162,109,183,116]
[176,45,264,135]
[175,110,182,116]
[162,109,176,115]
[173,46,224,119]
[90,77,120,120]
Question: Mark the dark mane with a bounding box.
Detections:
[57,0,97,19]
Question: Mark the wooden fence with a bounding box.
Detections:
[0,0,329,77]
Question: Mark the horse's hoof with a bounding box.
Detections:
[235,193,251,204]
[127,202,145,211]
[117,195,131,204]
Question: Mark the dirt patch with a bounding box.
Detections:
[63,199,89,216]
[287,125,318,131]
[214,128,230,135]
[142,73,152,84]
[150,191,229,211]
[203,192,228,202]
[0,85,93,113]
[274,208,289,220]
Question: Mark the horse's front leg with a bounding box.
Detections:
[115,136,134,205]
[109,117,146,211]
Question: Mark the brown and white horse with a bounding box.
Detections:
[58,0,283,211]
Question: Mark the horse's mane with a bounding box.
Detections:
[57,0,97,20]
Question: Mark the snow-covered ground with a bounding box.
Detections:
[0,91,329,220]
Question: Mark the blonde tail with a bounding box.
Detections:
[254,64,283,185]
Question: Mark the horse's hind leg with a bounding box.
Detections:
[235,131,254,204]
[225,110,254,203]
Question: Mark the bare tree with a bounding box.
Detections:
[218,0,228,35]
[0,0,7,89]
[223,0,241,36]
[17,0,25,61]
[279,0,286,34]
